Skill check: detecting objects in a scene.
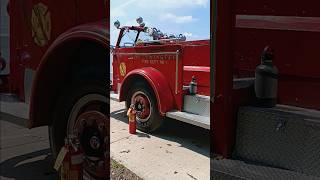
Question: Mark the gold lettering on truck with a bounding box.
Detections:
[119,62,126,76]
[31,3,51,47]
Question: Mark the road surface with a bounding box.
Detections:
[0,100,57,180]
[0,98,210,180]
[110,100,210,180]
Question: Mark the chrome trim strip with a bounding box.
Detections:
[115,52,179,55]
[175,50,179,94]
[236,15,320,32]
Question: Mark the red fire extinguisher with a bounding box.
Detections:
[127,104,136,134]
[68,147,84,180]
[54,138,84,180]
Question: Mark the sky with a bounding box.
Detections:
[110,0,210,46]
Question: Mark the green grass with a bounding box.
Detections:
[110,159,143,180]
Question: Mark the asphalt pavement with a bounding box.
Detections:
[0,101,57,180]
[0,98,210,180]
[110,100,210,180]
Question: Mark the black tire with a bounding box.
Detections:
[49,80,108,158]
[126,82,163,132]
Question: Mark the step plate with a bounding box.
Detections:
[166,110,210,129]
[183,94,210,117]
[235,105,320,177]
[212,158,319,180]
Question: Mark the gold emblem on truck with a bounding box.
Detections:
[119,62,126,76]
[31,3,51,47]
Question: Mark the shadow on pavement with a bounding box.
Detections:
[110,108,210,158]
[0,149,58,180]
[0,112,27,127]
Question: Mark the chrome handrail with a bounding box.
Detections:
[114,52,179,56]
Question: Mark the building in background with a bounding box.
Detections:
[0,0,10,75]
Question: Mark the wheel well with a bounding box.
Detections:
[120,75,152,102]
[69,41,107,82]
[29,39,108,128]
[118,69,175,116]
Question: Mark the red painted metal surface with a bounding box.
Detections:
[29,21,109,128]
[236,15,320,32]
[233,0,320,110]
[15,0,109,128]
[8,0,76,99]
[183,66,210,96]
[119,68,175,115]
[113,26,210,114]
[5,0,108,101]
[213,0,320,157]
[115,46,181,110]
[212,0,235,157]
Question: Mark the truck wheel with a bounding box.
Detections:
[49,81,108,159]
[126,82,163,132]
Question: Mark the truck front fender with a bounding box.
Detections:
[29,21,109,128]
[119,67,174,115]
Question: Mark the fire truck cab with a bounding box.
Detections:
[111,18,210,132]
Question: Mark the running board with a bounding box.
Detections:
[166,110,210,129]
[110,91,120,102]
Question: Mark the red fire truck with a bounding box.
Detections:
[212,0,320,179]
[110,4,320,180]
[0,0,108,178]
[110,18,210,132]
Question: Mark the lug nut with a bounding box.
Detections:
[98,123,105,131]
[80,119,87,127]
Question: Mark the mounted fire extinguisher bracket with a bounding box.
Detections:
[254,46,278,108]
[189,76,197,95]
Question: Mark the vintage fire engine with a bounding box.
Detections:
[212,0,320,179]
[111,18,210,132]
[0,0,108,178]
[110,7,320,180]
